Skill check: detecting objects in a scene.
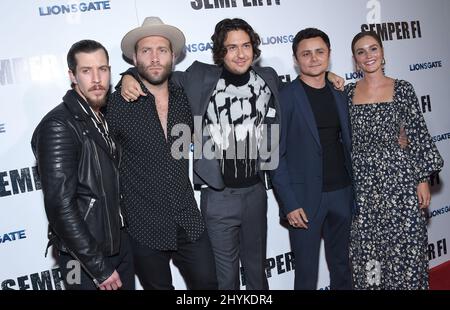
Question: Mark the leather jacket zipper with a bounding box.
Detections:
[116,169,124,227]
[83,198,96,220]
[91,141,114,254]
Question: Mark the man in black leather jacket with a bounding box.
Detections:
[31,40,134,290]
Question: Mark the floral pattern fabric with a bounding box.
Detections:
[346,79,443,289]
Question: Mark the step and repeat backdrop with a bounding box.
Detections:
[1,0,449,290]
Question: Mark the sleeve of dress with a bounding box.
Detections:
[401,81,444,184]
[344,83,355,105]
[344,83,351,95]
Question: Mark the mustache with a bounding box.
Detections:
[146,66,164,70]
[88,85,107,91]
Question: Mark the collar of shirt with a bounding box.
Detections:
[221,66,252,87]
[71,89,116,154]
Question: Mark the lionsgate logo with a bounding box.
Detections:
[171,116,279,170]
[185,41,213,53]
[0,229,26,245]
[38,1,111,16]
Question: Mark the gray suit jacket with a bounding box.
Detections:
[172,61,281,190]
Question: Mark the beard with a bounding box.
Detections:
[136,60,172,86]
[85,85,109,110]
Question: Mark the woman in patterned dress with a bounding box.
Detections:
[346,31,443,289]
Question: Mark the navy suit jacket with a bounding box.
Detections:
[270,77,352,220]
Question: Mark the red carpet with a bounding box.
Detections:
[430,260,450,290]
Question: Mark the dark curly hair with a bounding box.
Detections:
[211,18,261,65]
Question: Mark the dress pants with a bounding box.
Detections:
[201,181,269,290]
[131,226,217,290]
[290,185,353,290]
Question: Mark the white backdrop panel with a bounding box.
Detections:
[1,0,449,290]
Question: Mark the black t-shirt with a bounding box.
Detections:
[301,79,351,192]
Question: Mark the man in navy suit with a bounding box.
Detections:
[270,28,353,290]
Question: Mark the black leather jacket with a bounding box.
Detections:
[31,90,122,285]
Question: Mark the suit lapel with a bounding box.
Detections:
[200,66,222,118]
[330,85,351,151]
[84,116,115,159]
[254,67,276,94]
[253,67,280,126]
[190,66,225,189]
[293,81,321,147]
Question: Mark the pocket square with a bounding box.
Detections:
[266,107,276,118]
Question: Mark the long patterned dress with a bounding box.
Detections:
[346,79,443,289]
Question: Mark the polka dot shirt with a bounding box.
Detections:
[106,81,205,250]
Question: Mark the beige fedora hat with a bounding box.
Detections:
[121,16,185,60]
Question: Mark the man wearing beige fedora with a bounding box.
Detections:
[105,17,217,290]
[118,17,280,290]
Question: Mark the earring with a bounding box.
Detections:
[382,58,386,65]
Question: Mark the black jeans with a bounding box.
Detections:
[131,226,218,290]
[58,230,135,290]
